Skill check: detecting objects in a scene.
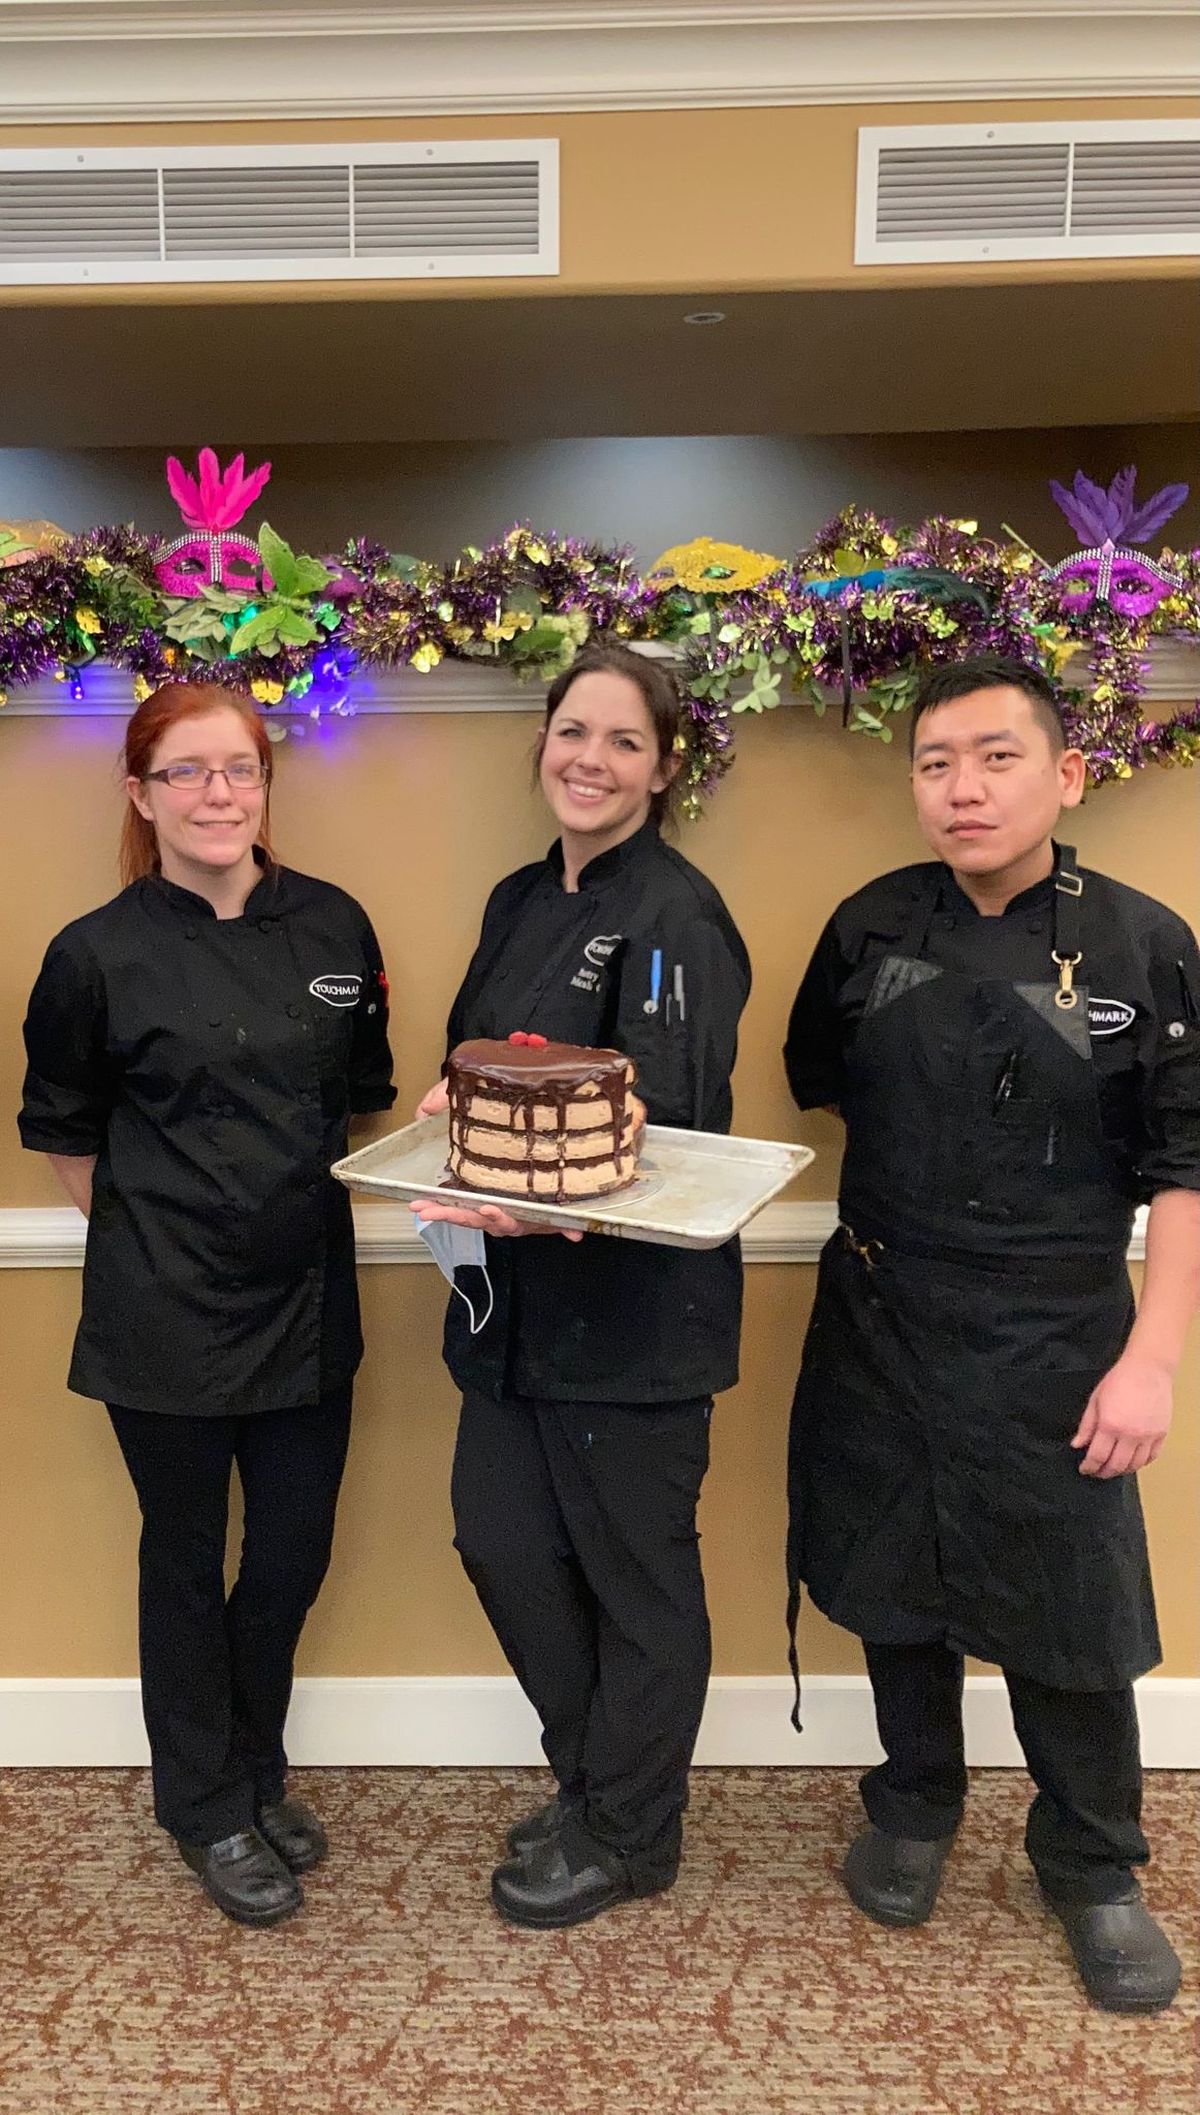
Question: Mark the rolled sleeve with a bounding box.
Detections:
[19,934,112,1155]
[613,913,750,1134]
[348,914,397,1116]
[784,918,847,1112]
[1135,933,1200,1196]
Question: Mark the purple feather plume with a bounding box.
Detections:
[1050,465,1188,548]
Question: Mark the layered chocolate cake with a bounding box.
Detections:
[446,1034,640,1204]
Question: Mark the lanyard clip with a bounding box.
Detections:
[840,1222,884,1269]
[1052,950,1082,1011]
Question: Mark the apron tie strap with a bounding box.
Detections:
[785,1576,804,1735]
[1053,845,1084,1011]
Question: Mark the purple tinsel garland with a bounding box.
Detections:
[3,511,1198,804]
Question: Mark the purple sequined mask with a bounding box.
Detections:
[1047,468,1187,619]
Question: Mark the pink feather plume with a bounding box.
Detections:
[165,449,272,531]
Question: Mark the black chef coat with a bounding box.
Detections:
[442,816,751,1403]
[786,853,1200,1255]
[783,849,1200,1689]
[20,856,395,1417]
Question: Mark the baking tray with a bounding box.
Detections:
[332,1116,814,1251]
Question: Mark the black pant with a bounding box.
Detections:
[107,1391,353,1846]
[452,1389,713,1892]
[861,1638,1149,1905]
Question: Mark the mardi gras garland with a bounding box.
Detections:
[1,454,1197,820]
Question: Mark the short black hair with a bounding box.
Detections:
[910,654,1068,759]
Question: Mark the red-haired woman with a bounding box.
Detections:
[20,682,394,1927]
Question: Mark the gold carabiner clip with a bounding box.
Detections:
[1053,950,1082,1012]
[841,1222,884,1269]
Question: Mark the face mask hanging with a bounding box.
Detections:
[412,1213,495,1335]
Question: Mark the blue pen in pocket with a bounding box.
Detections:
[644,948,663,1016]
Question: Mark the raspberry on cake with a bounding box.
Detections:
[446,1036,640,1204]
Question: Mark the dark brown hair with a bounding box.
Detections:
[120,681,274,887]
[539,640,685,828]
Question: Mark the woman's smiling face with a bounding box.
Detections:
[539,669,670,847]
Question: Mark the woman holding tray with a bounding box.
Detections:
[412,641,751,1929]
[20,681,394,1928]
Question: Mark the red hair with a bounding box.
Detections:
[120,681,275,887]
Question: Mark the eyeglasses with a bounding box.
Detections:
[141,761,271,791]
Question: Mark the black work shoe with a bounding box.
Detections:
[176,1828,303,1927]
[1042,1889,1183,2013]
[258,1797,328,1874]
[842,1824,955,1928]
[491,1833,637,1930]
[506,1795,568,1859]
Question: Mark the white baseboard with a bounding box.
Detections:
[1,1674,1195,1769]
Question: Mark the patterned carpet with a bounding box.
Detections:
[0,1767,1195,2115]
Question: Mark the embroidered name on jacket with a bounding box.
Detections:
[572,933,623,992]
[310,974,363,1008]
[1087,997,1136,1037]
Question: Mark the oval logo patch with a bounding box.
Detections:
[310,973,363,1009]
[584,933,622,967]
[1087,997,1136,1038]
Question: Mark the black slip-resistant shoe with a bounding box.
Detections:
[176,1827,303,1927]
[1042,1889,1183,2013]
[506,1795,568,1859]
[842,1824,955,1928]
[491,1834,639,1930]
[257,1797,329,1875]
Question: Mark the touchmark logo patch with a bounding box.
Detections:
[310,973,363,1009]
[1088,998,1136,1038]
[583,934,622,967]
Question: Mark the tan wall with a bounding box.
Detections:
[1,705,1197,1679]
[2,97,1198,304]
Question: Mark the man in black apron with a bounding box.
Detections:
[785,654,1200,2013]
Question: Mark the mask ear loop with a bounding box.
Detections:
[452,1268,495,1337]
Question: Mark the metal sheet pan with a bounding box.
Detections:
[332,1117,814,1250]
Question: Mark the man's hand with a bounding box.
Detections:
[1071,1352,1174,1478]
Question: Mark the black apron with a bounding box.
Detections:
[787,850,1160,1695]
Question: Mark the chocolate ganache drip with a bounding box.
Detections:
[446,1038,639,1205]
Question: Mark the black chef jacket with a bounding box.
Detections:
[442,816,752,1403]
[782,852,1200,1688]
[20,856,395,1417]
[785,855,1200,1254]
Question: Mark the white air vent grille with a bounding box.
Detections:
[0,141,558,284]
[1070,141,1200,236]
[162,165,351,261]
[874,145,1070,242]
[857,121,1200,264]
[0,166,161,261]
[354,162,541,257]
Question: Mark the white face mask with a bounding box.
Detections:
[412,1214,494,1336]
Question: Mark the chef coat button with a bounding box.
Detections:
[208,1017,222,1029]
[306,1266,319,1281]
[1027,919,1045,934]
[287,1003,302,1019]
[184,926,198,942]
[258,917,274,934]
[307,1180,319,1197]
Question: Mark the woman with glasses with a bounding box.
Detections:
[20,680,394,1927]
